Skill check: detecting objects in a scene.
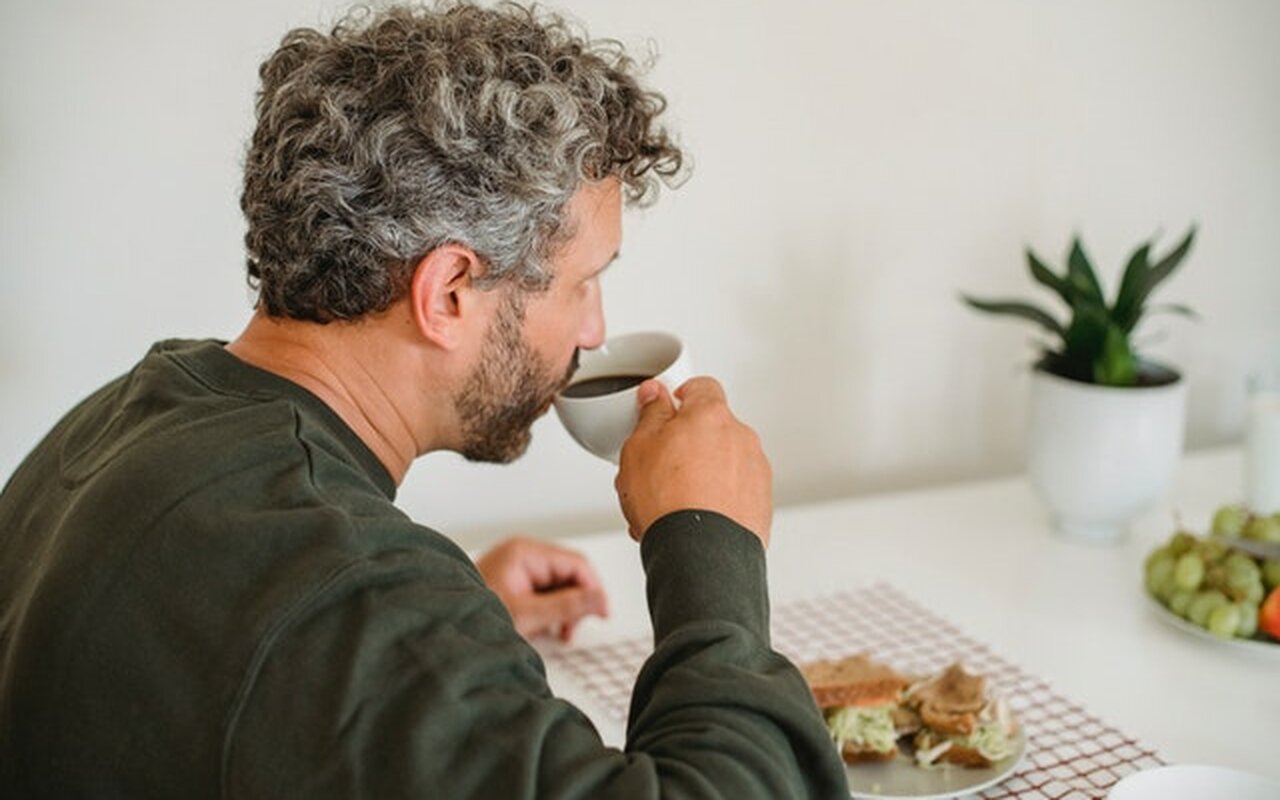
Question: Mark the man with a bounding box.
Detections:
[0,3,847,797]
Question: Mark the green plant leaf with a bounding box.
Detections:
[1140,225,1196,306]
[1094,323,1138,386]
[1111,243,1152,332]
[1026,248,1072,306]
[1060,303,1109,381]
[1067,238,1106,306]
[964,227,1195,385]
[961,295,1065,337]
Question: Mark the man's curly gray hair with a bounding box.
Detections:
[241,1,684,322]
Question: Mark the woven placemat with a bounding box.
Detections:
[543,583,1163,799]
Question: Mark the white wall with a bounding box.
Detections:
[3,0,1278,552]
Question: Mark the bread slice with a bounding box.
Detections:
[801,653,911,709]
[841,742,899,764]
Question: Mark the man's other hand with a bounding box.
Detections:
[615,377,773,546]
[476,537,609,642]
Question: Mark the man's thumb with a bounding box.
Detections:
[633,379,675,433]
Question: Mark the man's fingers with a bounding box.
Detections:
[527,544,604,596]
[558,619,578,643]
[673,376,726,408]
[630,379,676,436]
[613,372,773,548]
[513,585,608,639]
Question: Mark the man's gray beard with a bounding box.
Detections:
[453,296,576,463]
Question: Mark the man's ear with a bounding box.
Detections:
[408,245,487,350]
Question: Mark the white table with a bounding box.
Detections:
[535,447,1276,780]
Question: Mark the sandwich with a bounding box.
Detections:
[902,662,1018,768]
[801,654,1020,770]
[800,653,914,763]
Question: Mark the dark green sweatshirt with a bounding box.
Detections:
[0,339,846,798]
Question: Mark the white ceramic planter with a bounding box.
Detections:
[1026,366,1187,543]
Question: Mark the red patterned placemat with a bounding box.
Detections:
[543,583,1163,799]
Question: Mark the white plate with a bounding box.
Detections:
[1108,764,1280,799]
[1146,593,1280,658]
[845,732,1026,800]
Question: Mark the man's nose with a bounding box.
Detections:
[579,297,606,351]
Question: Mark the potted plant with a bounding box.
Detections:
[963,226,1197,542]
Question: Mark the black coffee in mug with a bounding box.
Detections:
[561,374,651,399]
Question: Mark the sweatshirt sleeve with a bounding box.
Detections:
[626,510,848,797]
[222,516,848,799]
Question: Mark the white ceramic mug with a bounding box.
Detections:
[553,331,692,463]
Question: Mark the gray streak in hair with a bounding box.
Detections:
[241,0,685,322]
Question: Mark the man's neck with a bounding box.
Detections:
[225,311,434,485]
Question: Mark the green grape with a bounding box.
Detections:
[1169,589,1196,617]
[1168,531,1198,557]
[1204,564,1229,593]
[1211,505,1247,537]
[1237,603,1260,638]
[1245,515,1280,543]
[1263,559,1280,591]
[1195,538,1227,562]
[1188,590,1229,627]
[1173,553,1205,592]
[1225,570,1265,604]
[1145,552,1176,598]
[1224,552,1261,578]
[1223,556,1263,596]
[1207,604,1243,639]
[1144,545,1173,573]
